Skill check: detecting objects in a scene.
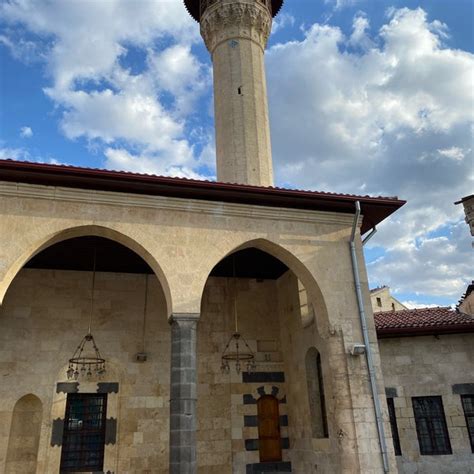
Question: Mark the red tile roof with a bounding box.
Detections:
[374,307,474,338]
[0,159,406,234]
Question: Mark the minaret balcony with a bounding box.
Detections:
[200,0,273,18]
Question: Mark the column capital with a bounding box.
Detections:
[169,312,200,324]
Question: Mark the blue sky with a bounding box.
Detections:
[0,0,472,308]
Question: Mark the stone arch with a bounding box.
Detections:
[0,224,172,316]
[199,237,330,332]
[5,394,43,474]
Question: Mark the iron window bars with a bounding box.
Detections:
[461,395,474,453]
[387,398,402,456]
[412,396,452,455]
[60,393,107,472]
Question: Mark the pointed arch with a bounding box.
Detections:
[6,394,43,474]
[199,237,329,331]
[0,224,172,316]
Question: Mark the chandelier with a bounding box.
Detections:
[221,255,256,375]
[67,247,106,380]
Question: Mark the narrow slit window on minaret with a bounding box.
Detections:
[238,86,242,95]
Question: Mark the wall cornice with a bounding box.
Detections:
[0,181,358,228]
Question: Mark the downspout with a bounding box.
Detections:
[350,201,390,473]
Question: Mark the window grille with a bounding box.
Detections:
[387,398,402,456]
[412,396,452,455]
[461,395,474,452]
[60,393,107,472]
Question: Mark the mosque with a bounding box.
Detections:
[0,1,472,473]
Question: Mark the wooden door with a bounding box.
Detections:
[257,395,282,462]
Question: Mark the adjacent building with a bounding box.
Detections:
[374,307,474,474]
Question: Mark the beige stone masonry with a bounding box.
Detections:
[0,182,396,473]
[200,0,274,186]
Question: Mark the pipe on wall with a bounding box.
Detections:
[350,201,390,473]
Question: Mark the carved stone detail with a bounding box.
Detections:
[200,1,272,53]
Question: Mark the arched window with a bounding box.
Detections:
[257,395,282,462]
[6,394,42,474]
[305,348,328,438]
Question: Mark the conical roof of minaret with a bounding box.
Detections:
[184,0,284,21]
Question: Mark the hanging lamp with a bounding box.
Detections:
[66,247,106,380]
[220,254,257,375]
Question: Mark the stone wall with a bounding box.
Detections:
[379,333,474,474]
[0,183,398,473]
[5,394,42,474]
[0,268,309,473]
[277,271,340,473]
[459,195,474,237]
[0,268,171,473]
[198,276,290,474]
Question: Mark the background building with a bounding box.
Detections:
[370,287,407,313]
[374,306,474,474]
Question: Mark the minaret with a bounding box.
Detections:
[184,0,284,187]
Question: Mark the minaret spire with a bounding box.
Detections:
[184,0,284,186]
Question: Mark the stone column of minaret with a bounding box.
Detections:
[184,0,284,187]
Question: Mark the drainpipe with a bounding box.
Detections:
[350,201,390,473]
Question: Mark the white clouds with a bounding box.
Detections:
[1,0,199,89]
[0,34,44,63]
[19,126,33,138]
[402,301,443,309]
[0,145,55,163]
[56,87,183,147]
[368,223,472,299]
[324,0,362,11]
[147,44,210,117]
[104,147,205,180]
[271,13,295,34]
[0,146,30,161]
[348,14,373,50]
[437,146,468,161]
[1,0,210,179]
[266,8,473,300]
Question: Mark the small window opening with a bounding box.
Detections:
[387,398,402,456]
[305,348,328,438]
[238,86,242,95]
[376,297,382,307]
[391,303,395,311]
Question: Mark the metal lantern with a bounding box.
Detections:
[66,248,106,380]
[220,255,256,375]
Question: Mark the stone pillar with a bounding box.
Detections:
[169,313,199,474]
[200,0,274,187]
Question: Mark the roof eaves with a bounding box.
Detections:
[376,324,474,338]
[0,159,406,233]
